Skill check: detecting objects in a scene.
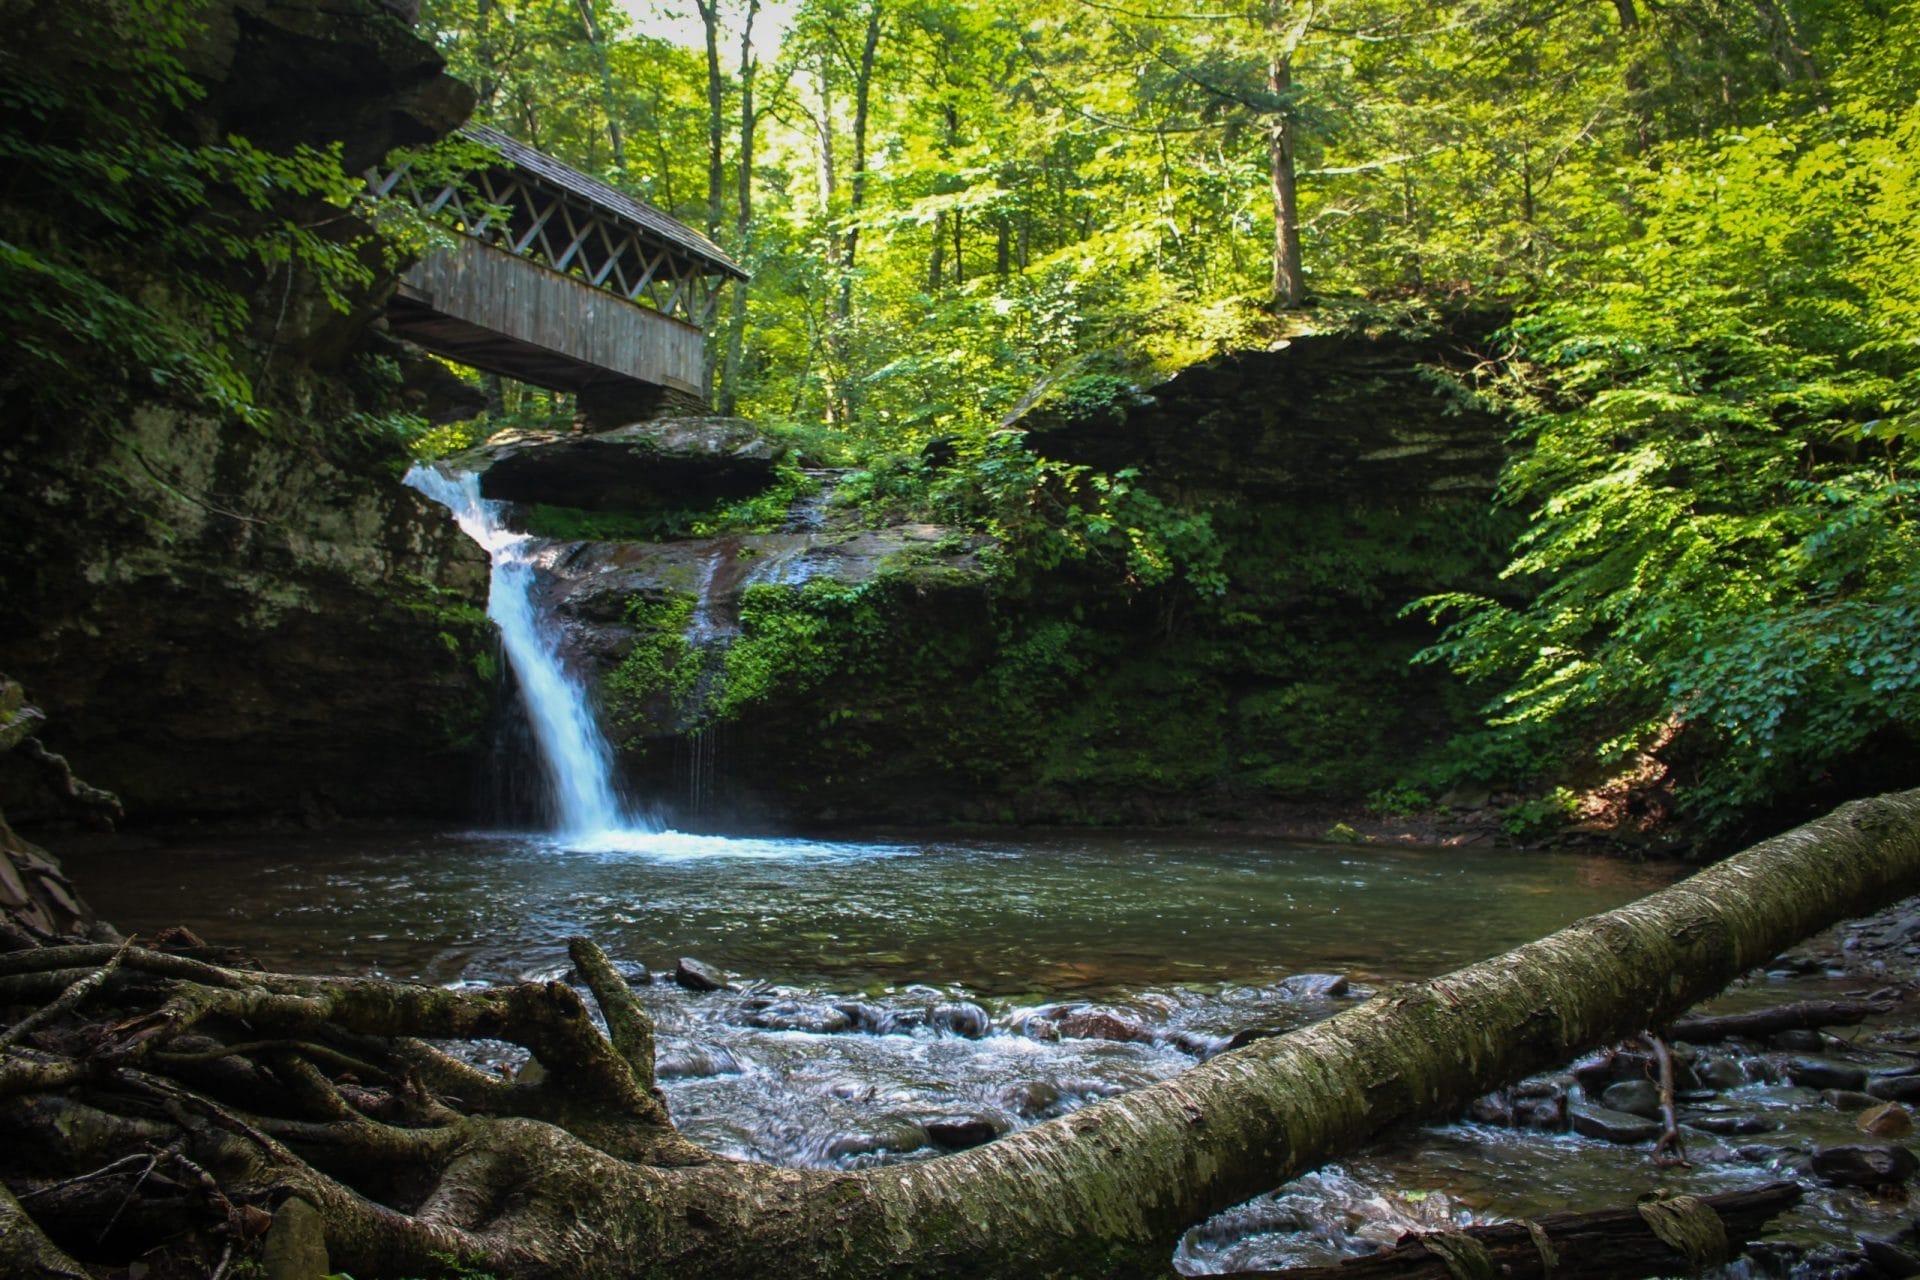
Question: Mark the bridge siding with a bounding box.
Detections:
[402,239,706,395]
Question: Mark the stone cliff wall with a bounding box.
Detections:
[557,321,1520,828]
[0,0,490,824]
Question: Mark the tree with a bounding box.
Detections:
[9,786,1920,1277]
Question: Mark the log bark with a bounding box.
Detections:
[1231,1181,1801,1279]
[7,789,1920,1278]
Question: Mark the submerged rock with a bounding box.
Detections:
[1867,1073,1920,1103]
[1599,1079,1663,1119]
[825,1122,930,1163]
[743,1000,851,1034]
[653,1044,743,1079]
[1860,1102,1914,1138]
[1278,974,1350,1000]
[920,1113,1008,1151]
[1789,1058,1870,1092]
[1683,1113,1778,1136]
[928,1002,990,1039]
[1052,1007,1151,1043]
[997,1081,1063,1119]
[1569,1102,1662,1144]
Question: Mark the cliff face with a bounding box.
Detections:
[698,329,1517,827]
[514,324,1519,829]
[0,0,490,824]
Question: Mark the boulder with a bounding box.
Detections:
[450,419,785,512]
[673,957,736,992]
[1811,1144,1920,1188]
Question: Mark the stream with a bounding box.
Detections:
[69,824,1880,1273]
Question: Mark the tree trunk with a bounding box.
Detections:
[575,0,627,172]
[717,0,760,418]
[1266,3,1313,309]
[697,0,726,241]
[11,790,1920,1278]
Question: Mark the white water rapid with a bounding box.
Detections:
[405,465,643,842]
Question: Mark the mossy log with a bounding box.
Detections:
[6,790,1920,1278]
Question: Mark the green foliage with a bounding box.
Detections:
[0,0,384,424]
[936,433,1228,595]
[1414,21,1920,831]
[1366,784,1430,818]
[1499,788,1581,841]
[718,581,890,717]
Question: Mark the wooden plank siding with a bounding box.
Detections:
[395,238,707,395]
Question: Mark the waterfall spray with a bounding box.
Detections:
[405,465,644,840]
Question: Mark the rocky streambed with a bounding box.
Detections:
[551,909,1920,1279]
[54,824,1920,1277]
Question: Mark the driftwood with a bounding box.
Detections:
[1667,998,1898,1044]
[1230,1181,1803,1279]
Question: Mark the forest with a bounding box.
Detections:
[4,0,1920,1276]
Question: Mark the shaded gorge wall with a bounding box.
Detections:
[522,323,1521,828]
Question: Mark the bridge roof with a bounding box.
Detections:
[465,125,746,281]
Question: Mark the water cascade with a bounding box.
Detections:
[405,465,643,840]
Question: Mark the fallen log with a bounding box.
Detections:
[1667,998,1899,1044]
[1228,1181,1803,1279]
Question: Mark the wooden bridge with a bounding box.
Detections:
[367,126,746,406]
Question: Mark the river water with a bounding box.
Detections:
[75,825,1866,1271]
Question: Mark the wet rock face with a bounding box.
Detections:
[451,419,786,512]
[0,404,492,823]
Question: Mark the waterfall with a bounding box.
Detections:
[405,465,645,840]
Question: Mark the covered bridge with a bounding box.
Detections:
[368,125,745,412]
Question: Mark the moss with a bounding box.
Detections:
[604,593,708,734]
